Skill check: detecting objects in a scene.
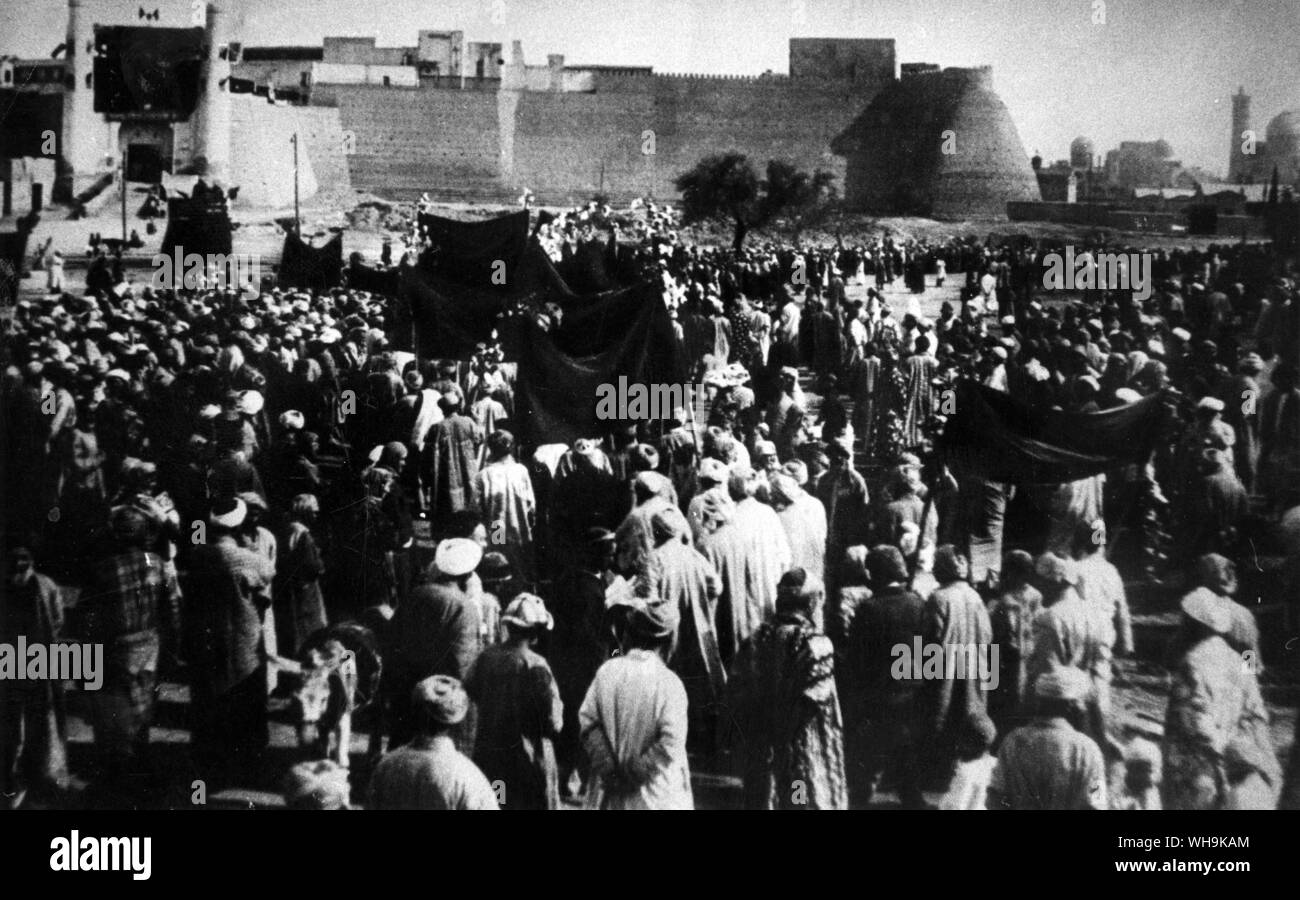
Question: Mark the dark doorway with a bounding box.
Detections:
[31,182,43,212]
[126,143,165,183]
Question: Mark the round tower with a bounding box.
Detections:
[191,2,232,182]
[1230,87,1252,183]
[61,0,111,192]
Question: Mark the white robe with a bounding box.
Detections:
[700,497,792,660]
[474,458,536,583]
[579,650,693,810]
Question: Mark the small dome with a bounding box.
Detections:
[1069,136,1095,169]
[1266,110,1300,144]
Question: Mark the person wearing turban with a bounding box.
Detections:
[385,539,484,751]
[614,471,684,579]
[579,598,693,810]
[368,676,499,810]
[921,546,997,790]
[727,568,847,809]
[1027,552,1114,759]
[832,545,872,654]
[1069,519,1131,753]
[697,466,792,666]
[464,594,563,810]
[1184,435,1249,561]
[986,667,1107,810]
[648,508,725,758]
[186,496,275,784]
[768,471,828,590]
[419,387,483,536]
[473,429,537,587]
[1161,589,1280,810]
[282,759,351,810]
[1216,352,1264,491]
[985,550,1042,734]
[1191,553,1258,660]
[686,457,733,545]
[842,545,927,807]
[816,438,870,598]
[550,439,620,564]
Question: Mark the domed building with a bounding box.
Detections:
[1228,88,1300,186]
[831,65,1040,218]
[1264,111,1300,182]
[1069,136,1095,170]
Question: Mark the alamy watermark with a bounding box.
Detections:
[1042,246,1152,302]
[151,246,261,292]
[891,638,1000,690]
[49,831,151,880]
[595,376,701,421]
[0,637,103,690]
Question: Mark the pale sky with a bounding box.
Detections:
[4,0,1297,176]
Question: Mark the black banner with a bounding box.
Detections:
[940,381,1168,484]
[515,280,685,448]
[160,196,232,259]
[278,231,343,292]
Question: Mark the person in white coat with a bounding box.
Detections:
[579,601,693,810]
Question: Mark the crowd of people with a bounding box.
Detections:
[3,195,1299,811]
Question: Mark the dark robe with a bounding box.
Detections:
[465,643,564,810]
[420,413,482,536]
[384,579,481,749]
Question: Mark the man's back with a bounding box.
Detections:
[369,735,499,810]
[1075,553,1131,655]
[1028,591,1110,686]
[989,718,1106,810]
[849,586,925,712]
[392,582,480,682]
[580,650,692,810]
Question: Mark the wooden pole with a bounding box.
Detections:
[120,159,127,242]
[292,133,301,236]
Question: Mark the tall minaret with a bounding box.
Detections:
[192,2,232,182]
[1230,87,1252,183]
[61,0,109,191]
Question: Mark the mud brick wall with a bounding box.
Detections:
[318,84,505,201]
[316,71,884,204]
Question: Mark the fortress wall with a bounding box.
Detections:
[319,84,504,200]
[228,101,353,206]
[295,105,353,197]
[511,74,881,203]
[511,89,660,204]
[309,73,885,204]
[229,95,318,207]
[648,76,867,194]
